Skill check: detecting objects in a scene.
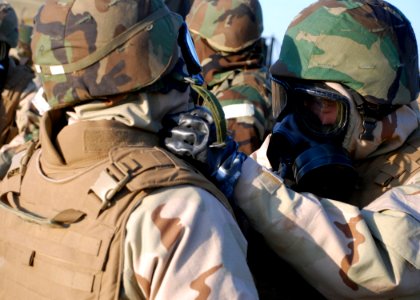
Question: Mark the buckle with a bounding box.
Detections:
[90,161,135,211]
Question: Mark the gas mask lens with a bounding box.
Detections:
[271,76,349,138]
[268,77,356,201]
[270,75,288,118]
[297,88,348,137]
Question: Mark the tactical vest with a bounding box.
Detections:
[0,143,232,299]
[351,126,420,207]
[0,63,35,147]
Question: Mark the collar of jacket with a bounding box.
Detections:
[40,110,160,169]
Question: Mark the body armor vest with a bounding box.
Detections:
[352,127,420,207]
[0,144,231,299]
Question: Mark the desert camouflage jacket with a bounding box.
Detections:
[235,132,420,299]
[0,111,258,299]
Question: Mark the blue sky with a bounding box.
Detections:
[261,1,420,62]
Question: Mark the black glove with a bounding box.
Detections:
[161,106,247,199]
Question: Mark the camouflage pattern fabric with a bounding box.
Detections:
[16,23,33,67]
[31,0,184,109]
[235,127,420,299]
[187,0,272,155]
[192,36,272,154]
[270,0,419,106]
[233,1,420,298]
[209,67,272,155]
[0,111,259,299]
[186,0,264,52]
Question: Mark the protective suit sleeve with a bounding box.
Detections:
[234,154,420,299]
[122,185,258,299]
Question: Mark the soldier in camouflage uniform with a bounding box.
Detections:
[0,0,258,299]
[164,0,420,299]
[0,1,40,177]
[186,0,272,155]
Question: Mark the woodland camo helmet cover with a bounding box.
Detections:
[32,0,185,109]
[0,1,18,48]
[270,0,419,107]
[186,0,263,53]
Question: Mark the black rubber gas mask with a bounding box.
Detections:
[267,77,357,201]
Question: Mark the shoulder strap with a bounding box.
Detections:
[90,146,235,217]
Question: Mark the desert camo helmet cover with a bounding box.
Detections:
[270,0,419,108]
[32,0,185,109]
[186,0,264,53]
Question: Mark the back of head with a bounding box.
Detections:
[32,0,185,110]
[270,0,419,107]
[0,1,18,49]
[186,0,264,53]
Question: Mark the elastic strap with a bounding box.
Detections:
[191,84,227,146]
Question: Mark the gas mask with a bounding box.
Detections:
[267,77,358,201]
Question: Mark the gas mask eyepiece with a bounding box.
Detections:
[268,77,357,201]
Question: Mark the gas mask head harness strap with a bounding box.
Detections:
[346,89,401,141]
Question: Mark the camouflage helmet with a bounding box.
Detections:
[270,0,419,107]
[0,1,18,48]
[32,0,185,109]
[186,0,264,53]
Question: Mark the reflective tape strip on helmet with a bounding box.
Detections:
[34,7,171,75]
[223,103,255,119]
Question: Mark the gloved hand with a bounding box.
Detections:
[161,106,247,199]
